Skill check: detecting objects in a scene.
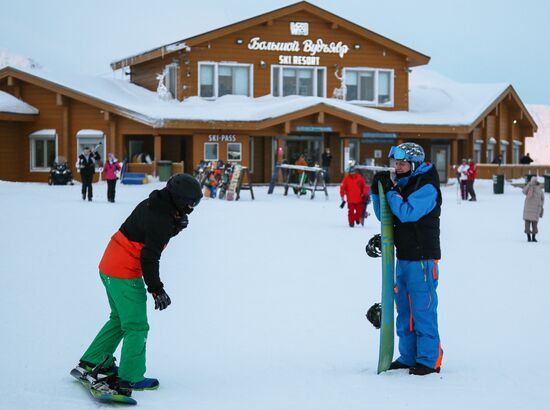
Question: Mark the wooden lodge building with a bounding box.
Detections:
[0,1,537,183]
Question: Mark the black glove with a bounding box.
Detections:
[340,199,346,209]
[174,213,189,235]
[371,171,393,195]
[152,289,171,311]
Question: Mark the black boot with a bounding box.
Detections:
[532,234,537,242]
[409,363,440,376]
[527,234,532,242]
[389,360,412,370]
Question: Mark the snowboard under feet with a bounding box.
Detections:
[70,367,137,405]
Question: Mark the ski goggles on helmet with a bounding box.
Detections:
[388,146,407,160]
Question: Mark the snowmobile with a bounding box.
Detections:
[48,157,74,185]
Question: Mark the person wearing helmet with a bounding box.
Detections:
[72,173,202,393]
[371,142,443,376]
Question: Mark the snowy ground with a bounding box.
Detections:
[0,179,548,409]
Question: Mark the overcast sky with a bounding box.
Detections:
[1,0,549,104]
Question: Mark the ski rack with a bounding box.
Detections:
[279,164,328,200]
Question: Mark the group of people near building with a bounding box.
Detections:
[75,147,122,202]
[456,159,477,201]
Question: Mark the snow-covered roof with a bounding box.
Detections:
[0,90,38,114]
[0,65,510,128]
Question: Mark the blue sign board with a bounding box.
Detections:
[296,126,333,133]
[362,132,397,139]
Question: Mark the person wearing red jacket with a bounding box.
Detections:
[466,160,477,201]
[340,167,370,227]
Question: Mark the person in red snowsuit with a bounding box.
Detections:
[340,167,370,227]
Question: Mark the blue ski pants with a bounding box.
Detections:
[395,259,443,369]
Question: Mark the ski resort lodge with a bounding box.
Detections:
[0,1,538,183]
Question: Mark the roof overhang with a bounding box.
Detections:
[0,112,38,122]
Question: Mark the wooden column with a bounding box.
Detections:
[108,115,117,157]
[154,134,162,161]
[451,139,458,165]
[56,94,70,160]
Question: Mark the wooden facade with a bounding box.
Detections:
[0,1,538,184]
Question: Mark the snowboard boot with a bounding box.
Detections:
[409,364,440,376]
[119,377,160,391]
[527,234,532,242]
[388,360,412,370]
[79,358,118,377]
[532,234,538,242]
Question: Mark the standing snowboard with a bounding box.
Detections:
[377,181,395,373]
[225,164,242,201]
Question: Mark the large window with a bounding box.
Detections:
[204,143,218,161]
[271,66,326,97]
[199,62,253,98]
[30,129,56,171]
[344,68,393,106]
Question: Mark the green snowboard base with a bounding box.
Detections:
[377,182,395,374]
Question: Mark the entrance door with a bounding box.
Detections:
[284,136,323,166]
[430,144,449,183]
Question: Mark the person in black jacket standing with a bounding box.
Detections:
[321,147,333,183]
[77,146,101,201]
[73,173,203,393]
[371,142,443,376]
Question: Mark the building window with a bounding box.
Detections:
[204,143,218,161]
[341,139,360,171]
[227,143,242,161]
[30,129,56,171]
[164,63,178,99]
[512,141,522,164]
[271,65,326,97]
[76,130,106,168]
[198,62,253,98]
[473,141,482,164]
[344,68,393,106]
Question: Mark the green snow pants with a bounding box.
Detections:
[80,272,149,382]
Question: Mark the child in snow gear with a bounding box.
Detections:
[466,160,477,201]
[77,146,101,201]
[103,153,121,203]
[73,173,202,393]
[372,142,443,375]
[522,176,544,242]
[340,167,370,227]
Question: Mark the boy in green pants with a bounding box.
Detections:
[72,174,202,391]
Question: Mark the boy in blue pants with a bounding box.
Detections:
[371,142,443,375]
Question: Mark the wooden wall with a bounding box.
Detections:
[130,10,410,109]
[0,122,23,181]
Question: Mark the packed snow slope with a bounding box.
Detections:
[0,180,548,410]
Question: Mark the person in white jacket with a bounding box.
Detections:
[456,159,469,200]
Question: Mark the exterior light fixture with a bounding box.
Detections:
[354,43,360,49]
[513,120,518,124]
[259,60,267,68]
[236,38,244,45]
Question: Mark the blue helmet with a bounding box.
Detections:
[388,142,425,163]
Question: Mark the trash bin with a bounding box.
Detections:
[544,175,550,193]
[157,160,172,182]
[524,174,537,184]
[493,174,504,194]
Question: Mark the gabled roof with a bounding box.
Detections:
[0,65,536,133]
[111,1,430,70]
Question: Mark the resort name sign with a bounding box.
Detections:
[247,37,350,66]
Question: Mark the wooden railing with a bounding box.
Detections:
[449,164,550,180]
[126,161,184,177]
